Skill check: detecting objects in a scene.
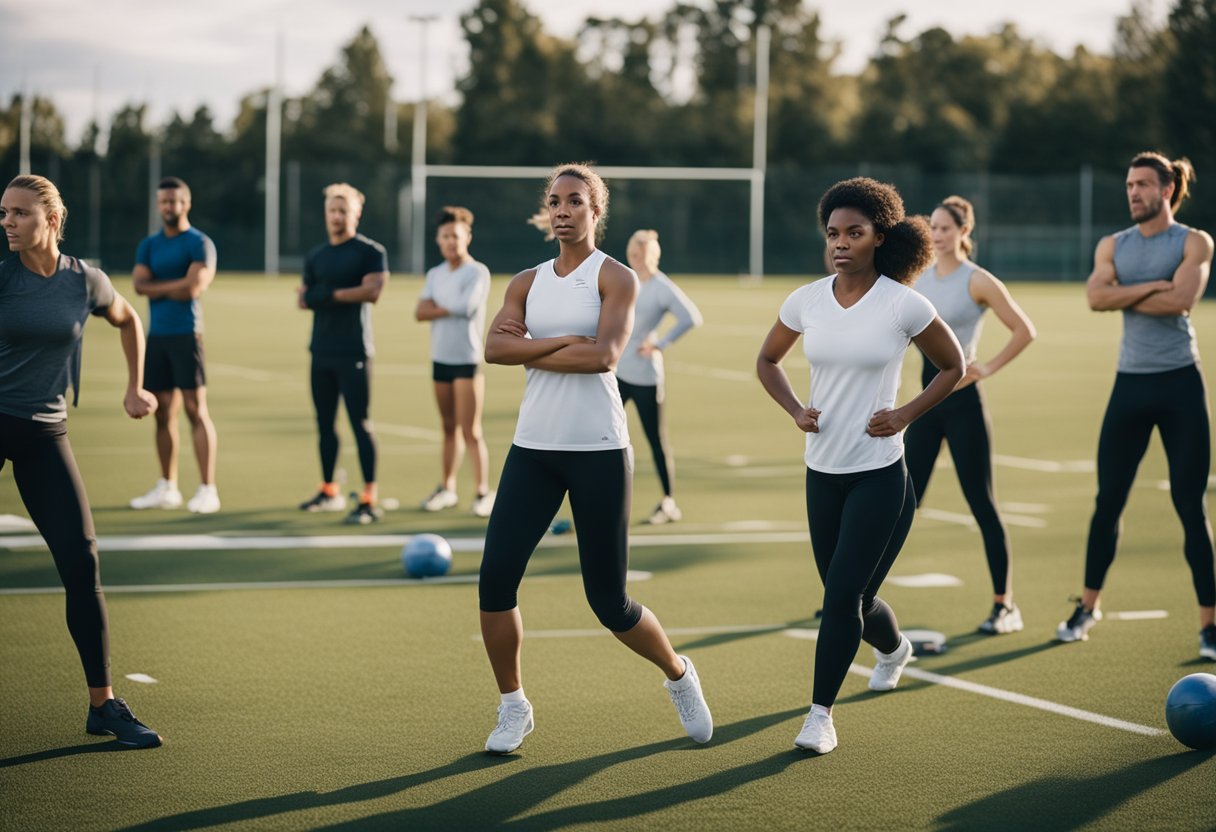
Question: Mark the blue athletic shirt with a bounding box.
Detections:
[135,226,216,336]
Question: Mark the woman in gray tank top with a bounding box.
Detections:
[905,196,1036,636]
[0,175,162,747]
[1061,152,1216,661]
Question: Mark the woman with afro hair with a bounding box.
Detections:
[757,177,965,753]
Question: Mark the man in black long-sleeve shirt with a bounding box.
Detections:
[296,182,389,524]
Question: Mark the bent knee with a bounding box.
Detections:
[589,593,642,632]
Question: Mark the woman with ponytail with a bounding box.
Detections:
[905,196,1036,636]
[1060,152,1216,663]
[756,177,964,753]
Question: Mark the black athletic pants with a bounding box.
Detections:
[905,367,1011,596]
[1085,365,1216,606]
[616,378,674,497]
[807,458,914,707]
[479,445,643,632]
[310,353,377,484]
[0,413,110,687]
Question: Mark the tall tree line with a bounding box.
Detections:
[1,0,1213,269]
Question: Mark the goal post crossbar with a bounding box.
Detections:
[408,164,765,277]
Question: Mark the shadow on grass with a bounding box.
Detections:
[672,617,820,653]
[916,639,1063,676]
[0,740,126,767]
[933,749,1216,832]
[119,707,805,832]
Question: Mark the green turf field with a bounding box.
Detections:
[1,274,1214,831]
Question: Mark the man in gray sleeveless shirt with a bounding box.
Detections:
[1059,152,1216,662]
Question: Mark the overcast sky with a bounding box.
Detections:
[0,0,1147,143]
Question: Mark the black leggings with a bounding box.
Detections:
[806,459,915,707]
[310,353,377,484]
[0,413,110,687]
[617,378,673,497]
[1085,365,1216,606]
[905,371,1011,596]
[479,445,642,632]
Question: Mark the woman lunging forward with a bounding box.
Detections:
[477,163,712,754]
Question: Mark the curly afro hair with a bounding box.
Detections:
[817,177,933,285]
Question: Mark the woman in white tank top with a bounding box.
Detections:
[474,164,712,755]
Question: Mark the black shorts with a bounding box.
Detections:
[432,361,479,383]
[144,334,206,392]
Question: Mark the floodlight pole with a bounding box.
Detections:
[409,15,437,277]
[148,125,161,235]
[750,24,770,280]
[265,30,283,277]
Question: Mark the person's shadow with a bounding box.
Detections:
[0,741,125,768]
[934,749,1215,831]
[118,707,807,831]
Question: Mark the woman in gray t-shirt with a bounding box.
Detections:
[0,175,162,747]
[415,206,494,517]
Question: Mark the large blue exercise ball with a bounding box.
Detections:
[1165,672,1216,750]
[402,534,452,578]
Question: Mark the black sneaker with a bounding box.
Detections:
[298,490,347,512]
[978,602,1024,635]
[1055,599,1102,643]
[1201,624,1216,661]
[86,698,162,748]
[345,501,383,525]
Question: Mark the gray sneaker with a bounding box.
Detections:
[1056,600,1102,643]
[1200,624,1216,661]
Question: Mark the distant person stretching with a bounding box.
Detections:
[906,196,1036,634]
[617,229,702,524]
[415,206,495,517]
[1,175,161,747]
[757,177,964,753]
[477,163,711,754]
[1058,152,1216,663]
[129,177,220,514]
[296,183,389,525]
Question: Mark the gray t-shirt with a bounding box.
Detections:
[615,272,702,388]
[0,254,115,422]
[914,261,985,363]
[420,259,491,365]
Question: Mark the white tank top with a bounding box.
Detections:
[512,249,630,451]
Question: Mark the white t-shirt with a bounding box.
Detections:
[779,275,936,474]
[419,259,491,364]
[513,249,630,451]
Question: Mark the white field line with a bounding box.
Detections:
[208,363,279,383]
[1105,610,1169,621]
[992,454,1095,473]
[471,623,788,641]
[0,530,813,553]
[664,361,754,383]
[0,570,653,597]
[919,507,1046,529]
[375,422,444,442]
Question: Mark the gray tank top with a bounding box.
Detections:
[1112,223,1197,373]
[914,261,985,362]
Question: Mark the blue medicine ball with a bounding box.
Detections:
[402,534,452,578]
[1165,672,1216,750]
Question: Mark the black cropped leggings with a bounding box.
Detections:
[310,353,377,484]
[0,413,110,687]
[806,458,915,707]
[1085,365,1216,606]
[479,445,642,632]
[616,378,674,497]
[905,377,1011,596]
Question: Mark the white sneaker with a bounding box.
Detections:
[868,633,916,691]
[979,602,1024,635]
[129,479,183,510]
[794,708,837,753]
[485,700,533,754]
[647,496,683,525]
[663,655,712,742]
[421,486,458,512]
[186,484,221,514]
[471,491,497,518]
